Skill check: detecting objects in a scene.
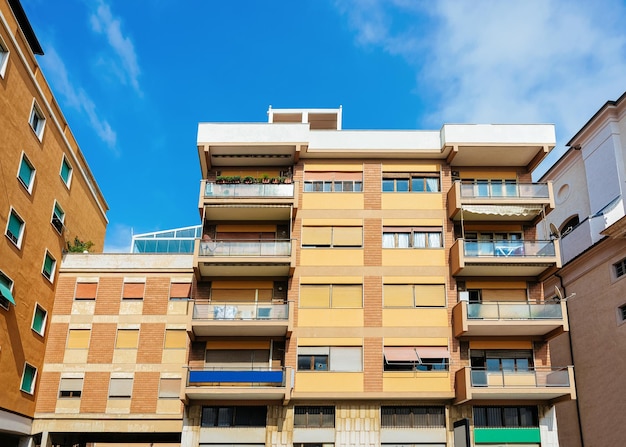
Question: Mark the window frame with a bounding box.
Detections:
[31,303,47,336]
[383,347,450,372]
[66,328,91,349]
[74,281,98,300]
[301,226,363,248]
[0,270,15,311]
[614,258,626,279]
[122,281,145,300]
[617,303,626,326]
[293,406,335,428]
[297,346,362,372]
[59,155,73,188]
[17,152,36,193]
[380,406,446,428]
[42,250,57,283]
[29,100,46,141]
[0,34,9,78]
[383,283,446,308]
[299,284,363,309]
[158,377,182,399]
[6,207,25,248]
[51,201,65,234]
[20,363,37,394]
[58,376,83,398]
[169,282,191,300]
[108,377,134,399]
[381,174,441,193]
[473,406,539,428]
[303,172,363,193]
[382,227,443,249]
[201,406,268,427]
[115,328,140,349]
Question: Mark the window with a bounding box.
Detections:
[122,281,145,299]
[205,348,270,369]
[560,215,580,236]
[164,329,187,349]
[297,346,362,372]
[42,251,56,282]
[382,174,440,192]
[614,258,626,279]
[75,282,97,300]
[51,202,65,234]
[59,377,83,398]
[159,377,181,398]
[618,304,626,324]
[20,363,37,394]
[0,35,9,78]
[60,156,73,187]
[473,406,538,428]
[303,172,363,192]
[29,101,46,140]
[301,226,362,247]
[115,329,139,349]
[300,284,362,308]
[383,346,450,371]
[201,406,267,427]
[462,179,519,197]
[17,153,35,192]
[108,377,133,398]
[67,329,90,349]
[471,350,534,372]
[384,284,446,307]
[170,282,191,300]
[31,304,47,335]
[464,232,523,257]
[381,406,445,428]
[382,227,443,248]
[294,406,335,428]
[0,270,15,310]
[6,208,25,248]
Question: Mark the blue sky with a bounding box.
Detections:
[23,0,626,252]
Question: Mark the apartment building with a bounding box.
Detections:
[538,91,626,447]
[0,0,108,444]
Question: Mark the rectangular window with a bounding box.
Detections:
[297,346,362,372]
[6,208,25,248]
[51,202,65,234]
[303,172,363,192]
[31,304,47,335]
[614,258,626,278]
[20,363,37,394]
[381,406,445,428]
[67,329,90,349]
[473,406,538,428]
[301,226,363,247]
[159,377,181,398]
[383,346,450,371]
[300,284,362,308]
[164,329,187,349]
[470,349,534,372]
[170,282,191,300]
[294,406,335,428]
[383,227,443,248]
[0,270,14,310]
[42,251,57,282]
[109,377,133,398]
[75,282,97,300]
[17,153,35,192]
[60,156,73,187]
[122,282,145,299]
[59,377,83,398]
[382,174,440,192]
[115,329,139,349]
[384,284,446,307]
[0,36,9,78]
[29,101,46,140]
[201,406,267,427]
[618,304,626,323]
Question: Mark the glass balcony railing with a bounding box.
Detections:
[205,182,294,198]
[193,301,288,320]
[188,367,285,386]
[464,240,555,258]
[468,367,571,388]
[467,302,563,320]
[460,182,550,199]
[198,239,292,257]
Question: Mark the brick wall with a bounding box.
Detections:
[44,322,68,363]
[86,323,116,364]
[80,371,110,413]
[143,277,170,315]
[130,371,159,413]
[363,337,382,392]
[94,277,123,315]
[35,371,60,413]
[136,323,165,364]
[363,276,382,327]
[52,276,75,315]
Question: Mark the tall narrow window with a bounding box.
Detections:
[31,304,47,335]
[0,36,9,78]
[20,363,37,394]
[17,153,35,192]
[51,202,65,234]
[6,208,25,248]
[29,101,46,140]
[614,258,626,279]
[0,270,15,310]
[60,156,73,187]
[42,251,57,282]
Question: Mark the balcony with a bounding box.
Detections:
[447,181,554,222]
[454,366,576,404]
[450,239,561,277]
[201,180,297,221]
[190,301,291,337]
[452,300,568,340]
[185,367,293,402]
[194,239,296,277]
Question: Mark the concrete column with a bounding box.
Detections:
[39,431,52,447]
[181,405,201,447]
[18,435,35,447]
[540,405,560,447]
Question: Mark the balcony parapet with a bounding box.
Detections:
[199,239,292,257]
[205,181,294,198]
[193,301,288,321]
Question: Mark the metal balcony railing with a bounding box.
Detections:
[467,302,563,320]
[187,367,286,387]
[198,239,292,257]
[205,182,294,198]
[193,301,288,321]
[463,240,555,258]
[459,181,550,199]
[467,366,571,388]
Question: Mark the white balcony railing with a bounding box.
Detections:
[467,302,563,320]
[205,182,294,198]
[460,181,550,199]
[198,239,292,257]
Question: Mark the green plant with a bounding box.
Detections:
[67,237,94,253]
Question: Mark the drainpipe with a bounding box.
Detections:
[555,272,585,447]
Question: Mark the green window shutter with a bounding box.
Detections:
[60,159,71,183]
[33,307,45,332]
[44,254,54,275]
[54,203,64,220]
[8,213,23,239]
[21,364,36,393]
[18,159,33,186]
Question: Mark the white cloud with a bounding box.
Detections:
[89,0,141,94]
[103,223,133,253]
[337,0,626,173]
[40,47,118,152]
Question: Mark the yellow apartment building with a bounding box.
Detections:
[0,0,108,444]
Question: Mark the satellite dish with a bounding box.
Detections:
[549,223,561,239]
[554,285,564,301]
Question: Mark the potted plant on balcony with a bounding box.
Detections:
[216,176,227,184]
[243,176,255,184]
[283,177,292,184]
[271,176,280,184]
[261,174,270,184]
[230,176,241,184]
